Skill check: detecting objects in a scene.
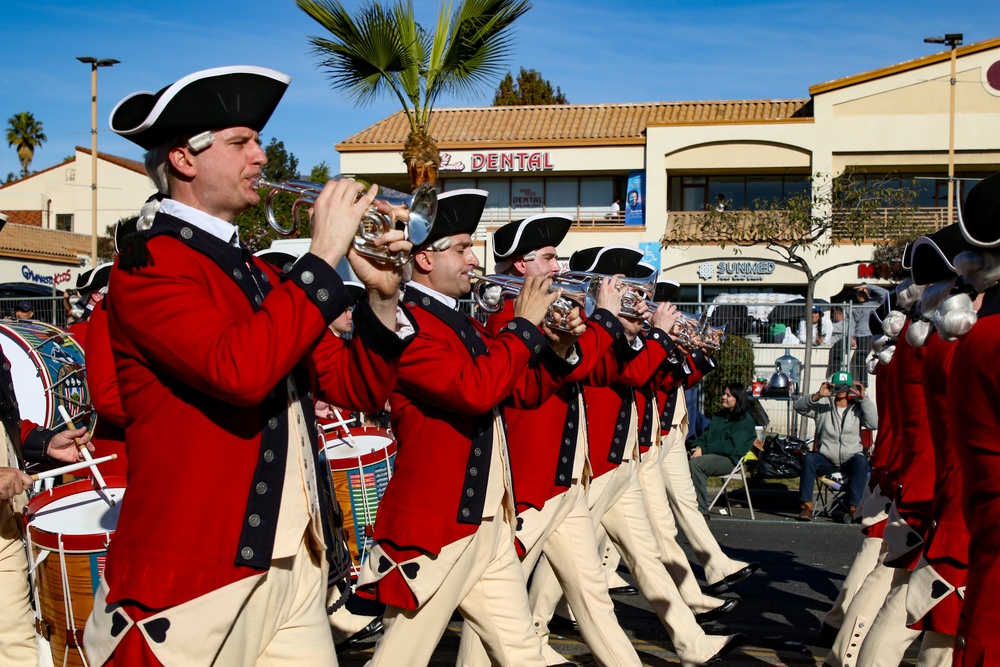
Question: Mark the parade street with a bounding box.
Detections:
[338,495,919,666]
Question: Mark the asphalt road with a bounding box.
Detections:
[336,491,919,666]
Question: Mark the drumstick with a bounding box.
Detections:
[57,406,115,506]
[30,454,117,481]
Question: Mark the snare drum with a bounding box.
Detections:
[323,426,396,575]
[24,477,125,667]
[0,320,92,432]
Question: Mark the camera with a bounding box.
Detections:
[830,383,851,395]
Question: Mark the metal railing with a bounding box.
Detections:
[0,296,70,328]
[663,206,954,244]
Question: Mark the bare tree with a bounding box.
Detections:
[663,169,922,430]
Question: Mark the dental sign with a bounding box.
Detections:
[439,151,555,173]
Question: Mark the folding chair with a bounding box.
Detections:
[814,472,851,522]
[707,451,756,520]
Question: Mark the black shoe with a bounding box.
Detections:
[334,617,383,652]
[695,598,738,625]
[608,585,639,596]
[704,633,745,664]
[706,562,760,594]
[816,622,839,647]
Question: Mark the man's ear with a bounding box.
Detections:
[512,256,527,274]
[169,146,196,178]
[413,249,434,273]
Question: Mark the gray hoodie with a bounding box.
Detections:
[793,393,878,466]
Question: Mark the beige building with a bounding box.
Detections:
[0,147,156,278]
[338,36,1000,301]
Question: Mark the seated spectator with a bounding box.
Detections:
[797,306,833,345]
[688,382,759,517]
[793,371,877,521]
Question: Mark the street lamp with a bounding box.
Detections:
[923,34,962,226]
[77,56,119,266]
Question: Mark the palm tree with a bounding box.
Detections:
[297,0,530,188]
[6,112,47,177]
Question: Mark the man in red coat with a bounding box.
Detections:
[356,190,571,666]
[456,216,646,667]
[83,66,414,667]
[1,350,93,666]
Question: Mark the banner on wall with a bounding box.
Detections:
[638,242,661,274]
[624,171,644,226]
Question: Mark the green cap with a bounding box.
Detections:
[830,370,852,386]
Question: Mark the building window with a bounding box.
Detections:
[669,174,811,211]
[55,214,73,231]
[65,169,75,182]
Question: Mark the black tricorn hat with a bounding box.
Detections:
[110,66,291,150]
[910,224,971,285]
[76,263,113,292]
[254,248,299,274]
[959,171,1000,248]
[343,281,365,306]
[653,280,681,302]
[568,246,643,274]
[418,189,488,248]
[492,214,572,266]
[625,262,657,281]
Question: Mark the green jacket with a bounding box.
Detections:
[692,412,757,465]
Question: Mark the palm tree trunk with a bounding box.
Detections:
[404,129,440,189]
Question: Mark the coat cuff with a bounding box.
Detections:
[282,253,351,322]
[352,296,416,359]
[612,331,643,362]
[499,317,549,359]
[588,309,625,341]
[22,424,56,464]
[646,327,677,354]
[690,348,716,374]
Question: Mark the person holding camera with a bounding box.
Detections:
[794,371,878,521]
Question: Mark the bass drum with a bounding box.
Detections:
[324,426,396,577]
[0,320,92,432]
[24,477,125,667]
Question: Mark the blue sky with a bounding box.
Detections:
[3,0,999,181]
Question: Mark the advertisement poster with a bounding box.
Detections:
[624,171,644,226]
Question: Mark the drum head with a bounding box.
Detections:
[324,427,395,469]
[26,477,125,552]
[0,321,90,431]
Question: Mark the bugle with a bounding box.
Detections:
[557,271,654,319]
[469,274,601,332]
[251,176,437,266]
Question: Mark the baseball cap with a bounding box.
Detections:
[829,370,852,387]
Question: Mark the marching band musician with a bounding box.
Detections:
[1,350,93,666]
[530,246,743,667]
[84,66,415,666]
[355,189,578,666]
[456,216,646,667]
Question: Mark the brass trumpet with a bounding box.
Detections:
[468,274,601,332]
[251,176,437,267]
[557,271,654,320]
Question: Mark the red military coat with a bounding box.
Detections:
[861,359,896,539]
[104,217,406,611]
[1,352,56,462]
[911,331,965,634]
[79,302,128,478]
[884,322,936,570]
[951,290,1000,665]
[357,286,563,609]
[585,329,675,480]
[485,301,623,513]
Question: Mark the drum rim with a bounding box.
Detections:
[324,426,397,470]
[25,476,125,553]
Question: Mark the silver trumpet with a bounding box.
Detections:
[664,307,727,352]
[468,274,601,332]
[557,271,655,320]
[251,176,437,267]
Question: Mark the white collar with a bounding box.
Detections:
[160,199,240,248]
[407,280,458,310]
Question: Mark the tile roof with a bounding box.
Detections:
[337,99,813,151]
[0,222,90,263]
[810,35,1000,95]
[4,211,42,227]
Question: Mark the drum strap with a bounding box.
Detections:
[57,535,87,658]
